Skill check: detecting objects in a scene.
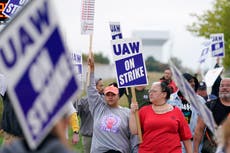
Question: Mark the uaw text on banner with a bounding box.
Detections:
[0,0,78,149]
[111,38,148,88]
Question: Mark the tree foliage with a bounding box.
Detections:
[187,0,230,71]
[145,56,168,72]
[82,52,110,64]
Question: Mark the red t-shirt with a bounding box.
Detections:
[139,105,192,153]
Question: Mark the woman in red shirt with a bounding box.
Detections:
[129,81,192,153]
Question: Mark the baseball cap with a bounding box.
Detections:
[198,81,207,90]
[104,85,119,95]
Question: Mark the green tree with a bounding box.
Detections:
[145,56,168,72]
[187,0,230,71]
[82,52,110,64]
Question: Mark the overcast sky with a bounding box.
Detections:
[55,0,215,71]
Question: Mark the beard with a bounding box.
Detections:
[219,92,230,101]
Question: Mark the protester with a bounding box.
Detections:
[124,86,151,109]
[197,81,217,102]
[129,81,192,153]
[193,78,230,153]
[159,67,178,93]
[87,53,135,153]
[0,113,76,153]
[75,77,104,153]
[104,82,139,153]
[169,73,205,152]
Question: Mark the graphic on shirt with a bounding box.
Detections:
[181,103,192,123]
[143,94,148,100]
[100,113,121,133]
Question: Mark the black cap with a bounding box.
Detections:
[198,81,207,90]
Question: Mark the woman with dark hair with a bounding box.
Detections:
[129,81,192,153]
[169,73,206,153]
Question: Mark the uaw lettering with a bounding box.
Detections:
[3,0,28,18]
[109,22,123,40]
[170,61,216,133]
[0,0,78,149]
[210,33,225,57]
[112,41,140,56]
[111,38,148,88]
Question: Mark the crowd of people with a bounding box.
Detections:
[0,53,230,153]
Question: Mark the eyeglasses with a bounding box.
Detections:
[148,89,162,94]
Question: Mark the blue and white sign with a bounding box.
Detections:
[109,22,123,40]
[210,33,225,57]
[199,41,210,64]
[170,61,216,133]
[0,0,79,149]
[71,52,83,75]
[70,51,83,88]
[3,0,29,18]
[111,38,148,88]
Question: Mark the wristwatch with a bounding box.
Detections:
[74,131,79,134]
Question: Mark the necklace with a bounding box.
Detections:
[152,104,173,114]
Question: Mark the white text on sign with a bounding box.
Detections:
[119,58,144,85]
[27,52,72,136]
[0,1,50,69]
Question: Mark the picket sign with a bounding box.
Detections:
[111,38,148,88]
[210,33,225,57]
[3,0,29,18]
[199,40,211,64]
[109,22,123,40]
[0,0,79,149]
[170,61,216,133]
[80,0,95,86]
[204,67,223,87]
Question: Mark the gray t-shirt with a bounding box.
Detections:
[87,72,132,153]
[76,96,94,137]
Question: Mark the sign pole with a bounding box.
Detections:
[87,34,93,87]
[131,87,143,143]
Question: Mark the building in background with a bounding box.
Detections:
[132,30,170,62]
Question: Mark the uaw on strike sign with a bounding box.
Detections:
[0,0,79,149]
[111,38,148,88]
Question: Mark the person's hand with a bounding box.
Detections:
[72,133,79,144]
[130,103,138,113]
[87,52,94,72]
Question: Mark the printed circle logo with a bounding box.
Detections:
[100,114,121,133]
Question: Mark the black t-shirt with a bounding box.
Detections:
[207,98,230,125]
